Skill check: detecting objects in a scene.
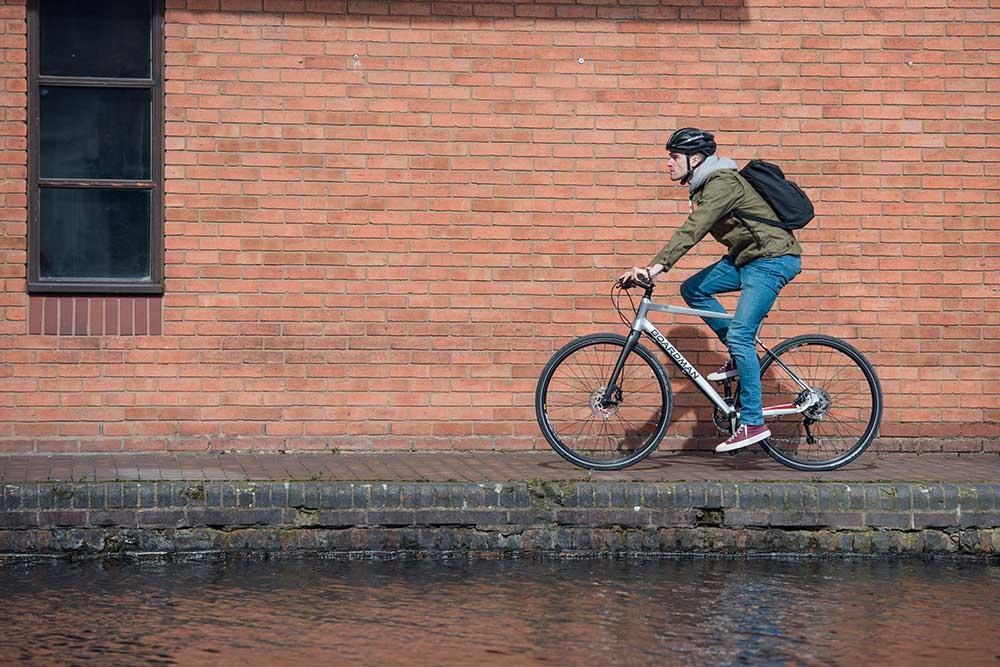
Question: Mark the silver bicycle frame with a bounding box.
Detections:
[608,295,813,419]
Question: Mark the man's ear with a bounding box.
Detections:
[690,154,704,168]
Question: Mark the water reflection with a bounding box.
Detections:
[0,558,998,665]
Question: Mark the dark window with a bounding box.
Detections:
[40,87,152,181]
[28,0,163,293]
[40,189,151,280]
[39,2,152,79]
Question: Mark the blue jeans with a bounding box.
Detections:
[680,255,802,426]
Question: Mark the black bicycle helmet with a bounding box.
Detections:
[665,128,717,156]
[665,128,717,185]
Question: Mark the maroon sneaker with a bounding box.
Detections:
[716,424,771,453]
[707,358,738,382]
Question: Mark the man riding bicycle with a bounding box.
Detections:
[619,128,803,453]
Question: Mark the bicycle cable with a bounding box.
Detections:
[611,281,639,328]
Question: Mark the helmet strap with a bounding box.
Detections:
[680,154,707,185]
[680,154,693,185]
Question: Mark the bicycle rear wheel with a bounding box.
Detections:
[535,333,672,471]
[758,334,883,471]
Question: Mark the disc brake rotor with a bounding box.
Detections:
[589,386,619,419]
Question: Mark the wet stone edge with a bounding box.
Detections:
[1,481,998,558]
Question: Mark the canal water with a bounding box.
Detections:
[1,557,998,665]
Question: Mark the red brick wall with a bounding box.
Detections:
[0,0,997,453]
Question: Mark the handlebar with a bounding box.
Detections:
[616,275,655,295]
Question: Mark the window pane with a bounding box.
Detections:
[40,86,151,180]
[40,0,152,79]
[40,188,151,281]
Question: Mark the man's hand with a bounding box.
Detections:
[618,264,664,287]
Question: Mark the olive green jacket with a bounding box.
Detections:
[651,169,802,270]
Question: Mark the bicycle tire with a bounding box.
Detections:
[535,333,673,471]
[757,334,883,472]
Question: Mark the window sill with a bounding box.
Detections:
[28,281,163,295]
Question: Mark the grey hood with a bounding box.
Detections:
[689,155,738,195]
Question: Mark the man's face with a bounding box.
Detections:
[667,152,702,182]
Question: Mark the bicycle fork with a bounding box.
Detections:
[599,329,643,410]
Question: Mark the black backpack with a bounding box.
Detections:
[735,160,815,232]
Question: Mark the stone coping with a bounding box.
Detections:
[1,451,998,483]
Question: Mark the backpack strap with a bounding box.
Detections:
[732,209,795,234]
[732,209,780,225]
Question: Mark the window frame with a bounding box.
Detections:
[26,0,164,294]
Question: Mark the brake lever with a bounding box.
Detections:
[617,275,652,290]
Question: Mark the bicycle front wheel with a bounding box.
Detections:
[535,333,673,471]
[758,334,883,471]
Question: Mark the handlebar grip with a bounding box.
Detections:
[619,275,653,290]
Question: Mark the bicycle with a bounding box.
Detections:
[535,278,883,471]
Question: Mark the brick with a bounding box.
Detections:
[958,512,1000,528]
[0,487,13,512]
[87,484,108,510]
[183,509,240,527]
[816,512,864,528]
[352,484,370,509]
[121,482,141,509]
[864,512,913,530]
[323,486,352,510]
[973,485,998,511]
[137,510,186,528]
[913,512,960,529]
[286,483,305,509]
[411,509,468,525]
[0,511,38,528]
[237,486,255,508]
[205,483,224,508]
[88,510,138,527]
[315,510,367,527]
[722,510,770,528]
[138,484,156,509]
[39,485,74,510]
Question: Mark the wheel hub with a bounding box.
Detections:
[801,388,832,420]
[589,386,619,419]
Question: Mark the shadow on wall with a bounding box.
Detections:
[182,1,751,23]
